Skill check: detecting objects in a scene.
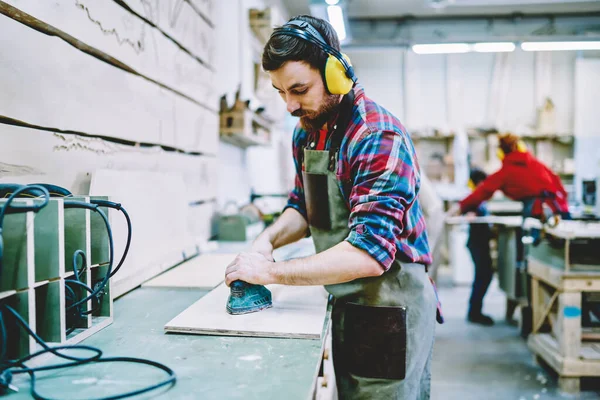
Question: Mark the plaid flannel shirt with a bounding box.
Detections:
[285,84,432,270]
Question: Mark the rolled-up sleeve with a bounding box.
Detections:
[344,130,419,270]
[282,127,308,221]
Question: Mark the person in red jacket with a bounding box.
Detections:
[449,133,570,221]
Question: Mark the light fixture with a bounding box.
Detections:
[327,5,346,41]
[473,42,515,52]
[325,0,340,4]
[521,41,600,51]
[412,43,471,54]
[411,42,517,54]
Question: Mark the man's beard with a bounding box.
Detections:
[293,94,340,133]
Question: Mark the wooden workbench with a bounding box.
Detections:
[11,240,334,400]
[526,223,600,393]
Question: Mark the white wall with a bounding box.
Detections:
[347,46,600,204]
[574,58,600,206]
[0,0,220,296]
[347,47,588,136]
[213,0,290,211]
[345,48,404,118]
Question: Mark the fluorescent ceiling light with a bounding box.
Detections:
[325,0,340,4]
[521,41,600,51]
[412,43,470,54]
[446,0,598,5]
[327,5,346,41]
[473,42,515,53]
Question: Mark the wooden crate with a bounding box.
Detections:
[527,256,600,392]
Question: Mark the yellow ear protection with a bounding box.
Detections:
[496,140,527,161]
[271,20,357,95]
[467,179,476,191]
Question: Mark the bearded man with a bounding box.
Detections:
[225,15,439,400]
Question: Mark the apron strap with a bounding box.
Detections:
[299,91,356,171]
[328,90,355,172]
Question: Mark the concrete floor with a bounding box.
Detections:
[431,269,600,400]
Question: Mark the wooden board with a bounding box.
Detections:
[0,125,217,201]
[545,220,600,239]
[4,0,215,109]
[0,11,217,153]
[90,169,199,298]
[143,253,235,289]
[273,237,317,261]
[120,0,215,66]
[165,283,329,339]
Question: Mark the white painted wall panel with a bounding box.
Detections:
[0,125,217,202]
[118,0,216,66]
[4,0,217,110]
[346,48,404,120]
[0,11,217,154]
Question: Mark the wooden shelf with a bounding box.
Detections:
[220,109,271,149]
[412,135,454,141]
[249,8,274,45]
[220,132,269,148]
[521,134,574,143]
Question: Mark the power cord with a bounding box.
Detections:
[63,200,114,311]
[0,183,177,399]
[1,304,176,400]
[88,199,132,278]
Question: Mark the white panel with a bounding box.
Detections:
[217,141,252,208]
[405,52,447,131]
[118,0,215,67]
[446,52,494,129]
[574,58,600,203]
[213,0,242,108]
[534,52,553,109]
[501,50,536,132]
[346,48,404,120]
[4,0,216,110]
[189,201,217,240]
[89,169,198,297]
[574,58,600,138]
[0,124,218,201]
[189,0,216,22]
[550,52,576,135]
[0,11,217,154]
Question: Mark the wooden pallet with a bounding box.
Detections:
[528,256,600,392]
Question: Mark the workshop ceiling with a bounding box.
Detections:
[283,0,600,19]
[281,0,600,46]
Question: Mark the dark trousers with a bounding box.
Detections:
[467,241,493,316]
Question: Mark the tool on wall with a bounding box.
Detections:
[226,280,273,315]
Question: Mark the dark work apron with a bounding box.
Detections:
[302,93,437,399]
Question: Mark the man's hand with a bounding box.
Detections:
[225,252,275,287]
[251,237,274,262]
